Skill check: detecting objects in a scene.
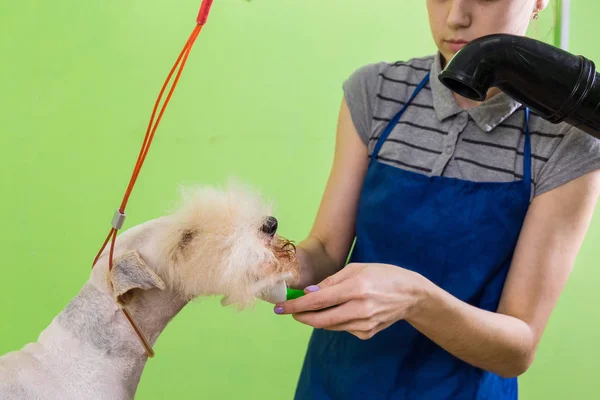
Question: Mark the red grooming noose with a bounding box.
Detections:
[91,0,214,358]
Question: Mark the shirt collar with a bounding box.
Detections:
[429,52,523,133]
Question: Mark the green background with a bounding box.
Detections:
[1,0,598,398]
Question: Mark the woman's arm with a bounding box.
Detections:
[292,97,369,289]
[278,168,600,378]
[406,169,600,377]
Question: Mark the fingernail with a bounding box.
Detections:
[274,306,284,314]
[305,285,320,292]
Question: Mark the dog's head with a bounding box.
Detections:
[100,181,300,309]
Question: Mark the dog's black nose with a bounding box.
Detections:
[261,216,278,236]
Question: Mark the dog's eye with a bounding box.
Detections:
[178,229,197,249]
[261,217,278,236]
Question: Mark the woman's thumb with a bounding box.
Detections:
[304,263,360,293]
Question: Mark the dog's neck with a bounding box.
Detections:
[39,268,187,397]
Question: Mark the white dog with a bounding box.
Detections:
[0,181,299,400]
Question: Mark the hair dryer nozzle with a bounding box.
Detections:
[438,34,600,139]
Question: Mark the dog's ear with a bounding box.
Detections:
[109,250,166,305]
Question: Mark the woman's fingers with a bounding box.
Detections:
[275,277,359,314]
[291,301,364,328]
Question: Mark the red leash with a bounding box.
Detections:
[91,0,215,358]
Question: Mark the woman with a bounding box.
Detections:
[274,0,600,399]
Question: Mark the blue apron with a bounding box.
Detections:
[294,73,532,399]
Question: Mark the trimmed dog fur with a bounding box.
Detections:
[0,181,299,400]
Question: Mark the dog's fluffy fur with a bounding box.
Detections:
[0,180,299,399]
[155,182,298,306]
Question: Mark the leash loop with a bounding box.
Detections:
[91,0,215,358]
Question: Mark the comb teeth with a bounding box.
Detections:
[258,281,288,304]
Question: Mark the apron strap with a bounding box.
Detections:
[369,75,532,193]
[370,73,431,164]
[523,107,532,187]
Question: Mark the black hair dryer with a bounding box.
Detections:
[437,33,600,140]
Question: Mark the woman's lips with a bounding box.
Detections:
[446,40,469,53]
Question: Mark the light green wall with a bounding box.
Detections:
[519,2,600,399]
[0,1,596,399]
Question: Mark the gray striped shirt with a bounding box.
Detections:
[343,52,600,198]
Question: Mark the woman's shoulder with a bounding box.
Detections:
[344,55,435,89]
[341,55,436,146]
[530,113,600,197]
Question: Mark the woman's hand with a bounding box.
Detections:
[274,263,431,340]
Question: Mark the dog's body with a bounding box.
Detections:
[0,280,165,400]
[0,182,299,399]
